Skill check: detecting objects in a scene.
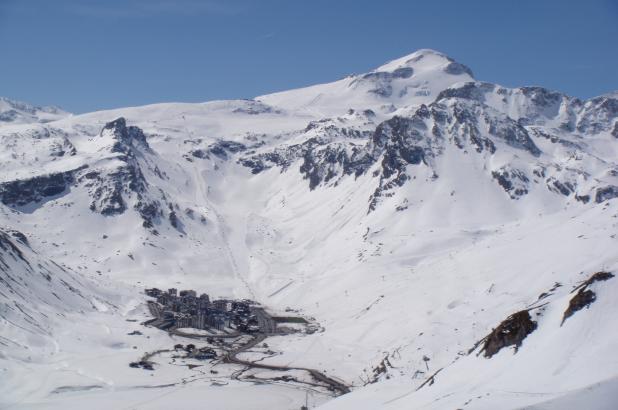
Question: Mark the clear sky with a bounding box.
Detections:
[1,0,617,113]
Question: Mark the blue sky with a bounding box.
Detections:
[1,0,617,113]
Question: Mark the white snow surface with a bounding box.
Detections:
[0,97,69,125]
[1,49,618,409]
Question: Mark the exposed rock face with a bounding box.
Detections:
[0,166,87,208]
[38,118,170,231]
[491,167,530,199]
[208,140,247,160]
[436,81,495,102]
[238,151,294,174]
[136,200,163,229]
[101,117,150,156]
[562,272,614,325]
[190,149,210,159]
[595,186,618,203]
[444,61,474,77]
[546,177,575,196]
[0,229,27,264]
[436,82,578,127]
[577,96,618,134]
[519,86,565,118]
[0,110,22,122]
[50,137,77,157]
[350,67,416,97]
[480,310,537,358]
[484,112,541,156]
[240,95,545,210]
[189,140,249,161]
[80,118,154,218]
[530,128,582,150]
[232,100,282,115]
[81,164,148,216]
[298,141,373,190]
[238,122,373,180]
[366,112,437,211]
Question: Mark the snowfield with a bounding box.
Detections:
[1,49,617,409]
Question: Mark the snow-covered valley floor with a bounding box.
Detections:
[3,198,616,409]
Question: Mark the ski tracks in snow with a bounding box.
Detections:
[192,167,256,300]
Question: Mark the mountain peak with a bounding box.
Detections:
[257,49,474,115]
[377,49,448,68]
[375,49,474,78]
[101,117,150,155]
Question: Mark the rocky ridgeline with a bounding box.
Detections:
[0,117,185,233]
[0,166,86,208]
[1,52,617,226]
[82,117,153,217]
[0,96,69,125]
[85,117,185,232]
[237,82,618,211]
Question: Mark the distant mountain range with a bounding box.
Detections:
[0,96,69,124]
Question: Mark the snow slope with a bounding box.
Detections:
[1,49,617,409]
[0,97,69,125]
[256,49,474,123]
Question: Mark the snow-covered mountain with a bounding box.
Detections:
[1,49,617,409]
[0,96,69,125]
[0,227,122,358]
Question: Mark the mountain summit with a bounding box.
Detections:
[257,49,475,115]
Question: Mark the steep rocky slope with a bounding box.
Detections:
[0,227,118,359]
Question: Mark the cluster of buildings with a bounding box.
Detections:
[145,287,260,332]
[174,343,217,360]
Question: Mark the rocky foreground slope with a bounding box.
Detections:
[1,49,617,409]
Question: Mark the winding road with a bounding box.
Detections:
[147,302,350,396]
[222,333,351,395]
